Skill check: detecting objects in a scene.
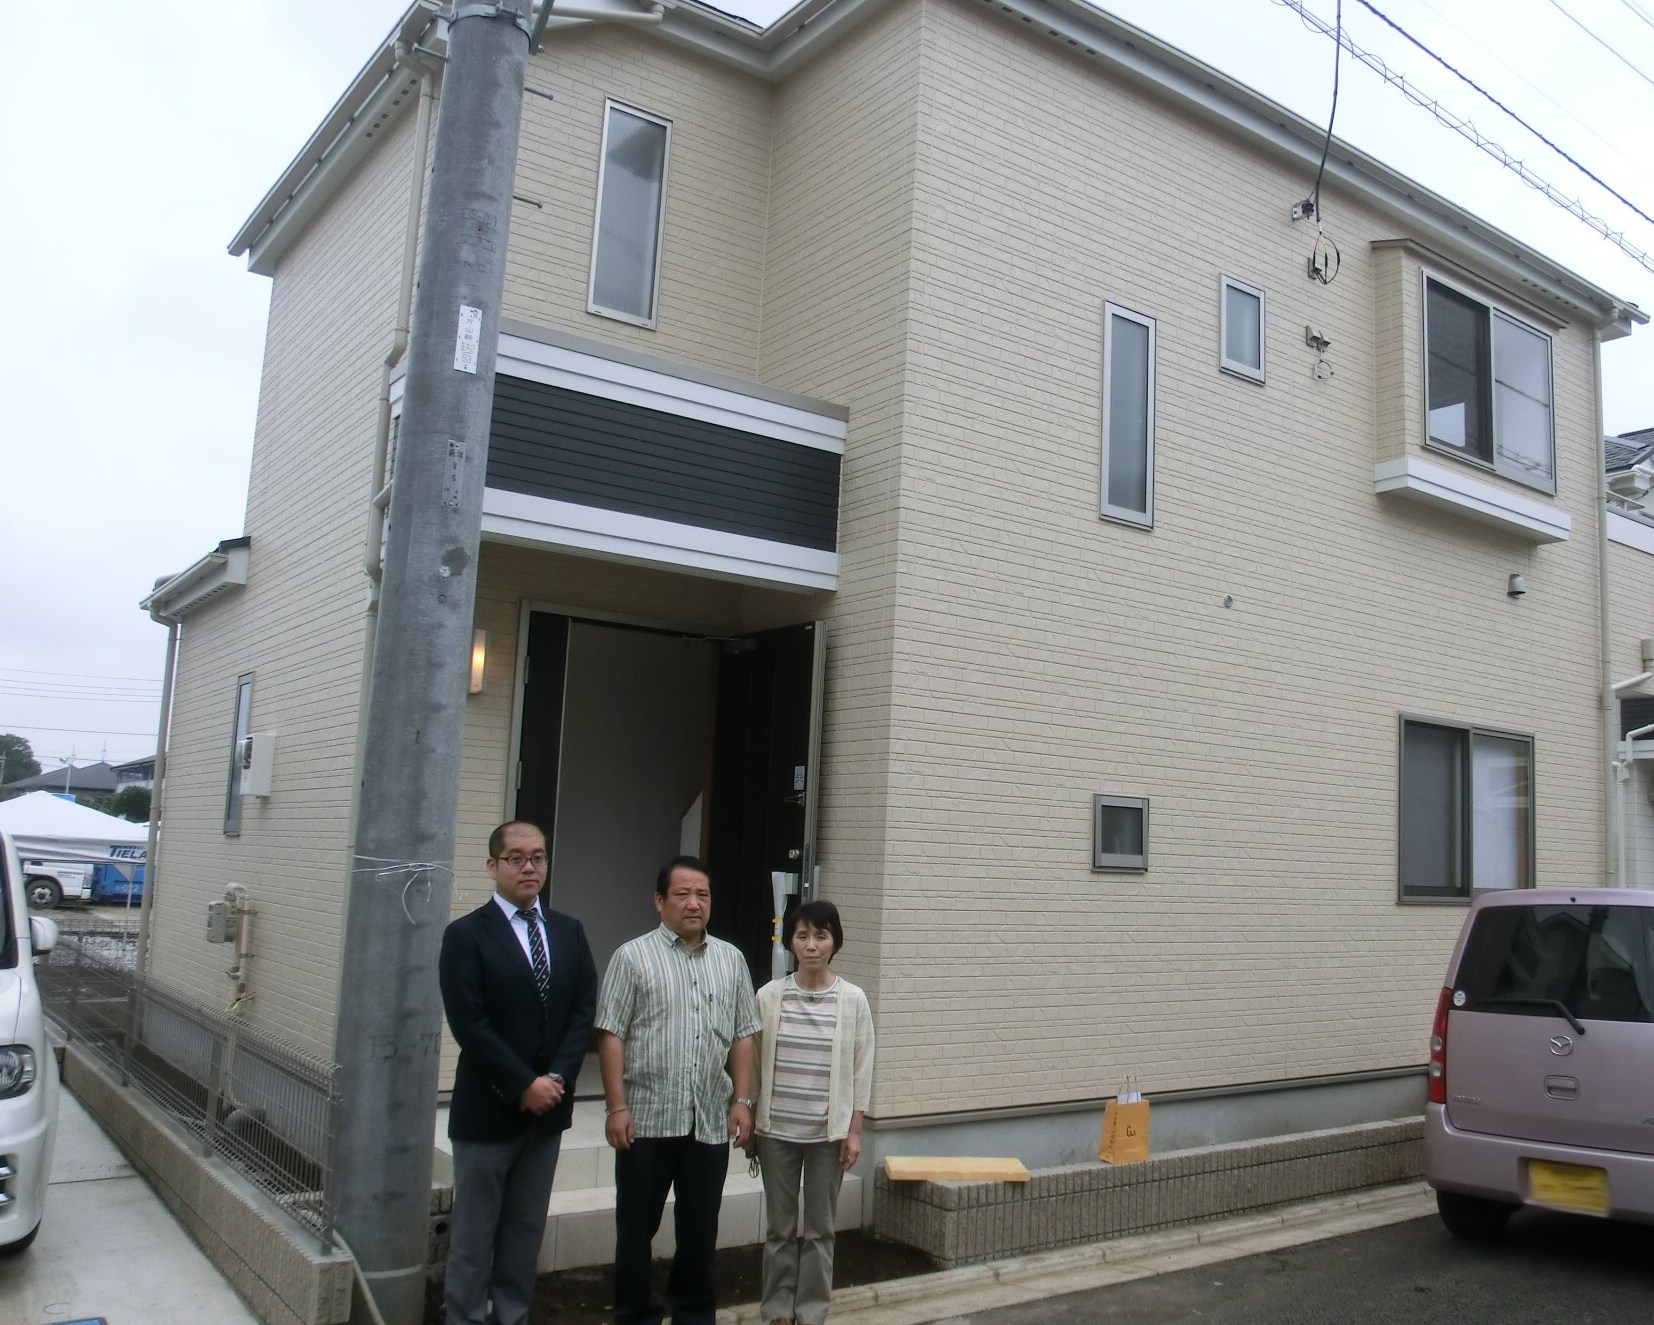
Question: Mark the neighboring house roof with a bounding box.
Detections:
[3,762,121,794]
[227,0,1644,340]
[1606,433,1654,473]
[114,756,156,775]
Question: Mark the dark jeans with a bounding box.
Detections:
[614,1134,729,1325]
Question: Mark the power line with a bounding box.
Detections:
[1351,0,1654,231]
[0,691,161,704]
[0,723,160,737]
[1310,0,1344,217]
[1547,0,1654,90]
[0,667,162,685]
[1624,0,1654,33]
[1274,0,1654,279]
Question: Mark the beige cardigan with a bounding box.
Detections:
[753,975,875,1142]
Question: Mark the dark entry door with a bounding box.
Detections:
[706,621,826,985]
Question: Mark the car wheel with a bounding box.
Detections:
[0,1219,40,1255]
[25,877,62,910]
[1436,1189,1515,1241]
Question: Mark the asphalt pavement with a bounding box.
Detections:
[914,1207,1654,1324]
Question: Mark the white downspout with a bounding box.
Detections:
[134,612,180,975]
[1619,722,1654,888]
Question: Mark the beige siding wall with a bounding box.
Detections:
[748,0,925,1011]
[858,0,1611,1116]
[505,26,772,375]
[147,114,416,1053]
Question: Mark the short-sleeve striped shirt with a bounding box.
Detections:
[763,977,839,1141]
[595,924,762,1144]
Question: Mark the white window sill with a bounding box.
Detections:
[1373,456,1571,543]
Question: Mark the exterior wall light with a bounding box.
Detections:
[469,629,488,694]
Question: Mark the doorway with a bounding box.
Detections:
[515,611,824,984]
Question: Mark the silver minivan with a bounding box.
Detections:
[1426,888,1654,1238]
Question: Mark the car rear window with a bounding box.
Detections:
[1455,904,1654,1024]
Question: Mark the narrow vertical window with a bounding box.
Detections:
[1220,276,1265,382]
[1093,795,1149,871]
[224,673,253,836]
[1101,303,1156,526]
[588,101,671,327]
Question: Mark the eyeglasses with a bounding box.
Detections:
[496,852,548,869]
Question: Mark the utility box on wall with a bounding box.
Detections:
[239,733,275,798]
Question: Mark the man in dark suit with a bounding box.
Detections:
[439,820,598,1325]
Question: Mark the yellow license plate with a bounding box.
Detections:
[1527,1160,1610,1215]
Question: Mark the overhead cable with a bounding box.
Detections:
[1274,0,1654,279]
[1352,0,1654,232]
[1546,0,1654,91]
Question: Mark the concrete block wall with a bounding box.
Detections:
[872,1117,1423,1267]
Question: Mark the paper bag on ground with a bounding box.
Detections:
[1097,1095,1150,1164]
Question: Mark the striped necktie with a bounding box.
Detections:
[517,907,550,1000]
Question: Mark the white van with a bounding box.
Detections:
[0,826,59,1253]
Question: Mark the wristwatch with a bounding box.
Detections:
[734,1096,756,1108]
[547,1073,564,1086]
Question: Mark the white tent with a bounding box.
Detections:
[0,790,147,864]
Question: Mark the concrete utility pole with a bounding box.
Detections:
[331,5,531,1322]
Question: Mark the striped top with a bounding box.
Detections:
[763,977,840,1141]
[595,924,762,1144]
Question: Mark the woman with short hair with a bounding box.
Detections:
[751,900,875,1325]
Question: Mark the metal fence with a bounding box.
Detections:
[36,924,342,1250]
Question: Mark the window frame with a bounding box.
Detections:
[586,98,673,330]
[1397,715,1536,905]
[1421,270,1557,495]
[1100,302,1157,528]
[1092,794,1149,872]
[1219,275,1267,384]
[224,673,253,836]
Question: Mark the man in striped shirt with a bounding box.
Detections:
[596,855,761,1325]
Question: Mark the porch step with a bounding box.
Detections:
[435,1099,863,1271]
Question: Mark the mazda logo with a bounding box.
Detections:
[1549,1035,1574,1056]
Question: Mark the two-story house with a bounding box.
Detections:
[139,0,1644,1197]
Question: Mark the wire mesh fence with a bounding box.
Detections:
[36,927,342,1250]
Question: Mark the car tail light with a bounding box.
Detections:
[1428,985,1451,1105]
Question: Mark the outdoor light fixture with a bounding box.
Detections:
[469,629,488,694]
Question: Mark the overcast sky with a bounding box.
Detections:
[3,0,1652,774]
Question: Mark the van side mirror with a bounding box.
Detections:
[30,915,59,955]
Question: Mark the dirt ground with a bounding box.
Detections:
[423,1230,937,1324]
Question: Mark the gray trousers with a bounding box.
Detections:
[756,1135,844,1325]
[447,1128,563,1325]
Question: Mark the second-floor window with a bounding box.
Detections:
[1424,275,1555,493]
[1101,303,1157,527]
[1220,275,1265,383]
[588,100,671,327]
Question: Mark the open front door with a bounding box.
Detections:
[707,620,826,984]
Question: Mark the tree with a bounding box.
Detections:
[109,785,152,823]
[0,734,41,794]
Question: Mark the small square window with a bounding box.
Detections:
[1220,276,1266,383]
[1093,795,1148,871]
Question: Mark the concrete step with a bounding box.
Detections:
[435,1100,862,1271]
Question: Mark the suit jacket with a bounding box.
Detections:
[439,895,598,1142]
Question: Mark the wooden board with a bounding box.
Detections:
[883,1156,1031,1183]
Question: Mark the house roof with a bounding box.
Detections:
[1606,433,1654,473]
[228,0,1645,337]
[3,762,121,794]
